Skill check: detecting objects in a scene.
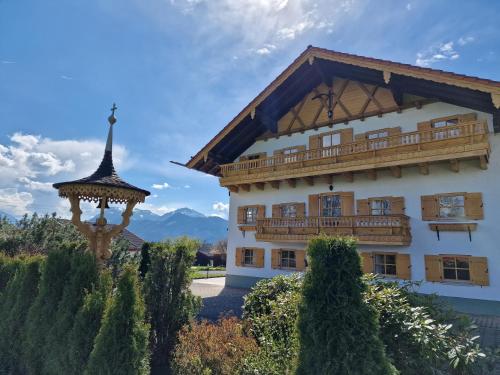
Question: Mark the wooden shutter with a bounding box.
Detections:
[464,193,484,220]
[356,199,370,215]
[470,257,489,286]
[361,252,373,273]
[458,113,477,122]
[308,194,319,217]
[296,203,306,217]
[309,134,321,149]
[355,133,366,141]
[421,195,438,221]
[388,127,402,135]
[237,207,245,224]
[239,155,248,162]
[390,197,405,215]
[257,205,266,219]
[271,249,281,269]
[235,248,243,266]
[255,248,265,268]
[341,128,353,144]
[273,149,284,156]
[396,254,411,280]
[340,192,355,216]
[417,121,432,132]
[272,204,282,218]
[295,250,306,271]
[424,255,442,282]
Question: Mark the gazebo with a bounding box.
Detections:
[53,104,150,263]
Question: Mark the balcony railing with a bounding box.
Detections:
[220,120,489,184]
[255,215,411,245]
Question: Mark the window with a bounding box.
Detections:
[442,256,470,281]
[245,207,258,224]
[370,199,391,216]
[280,250,296,269]
[367,130,389,149]
[281,204,297,218]
[321,195,341,217]
[243,248,255,266]
[247,154,262,160]
[432,117,460,139]
[438,194,465,219]
[283,147,300,163]
[321,132,341,157]
[374,253,397,276]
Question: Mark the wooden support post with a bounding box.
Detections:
[343,172,353,182]
[419,163,429,175]
[303,176,314,186]
[255,182,265,191]
[324,175,334,184]
[228,186,239,193]
[390,166,402,178]
[479,155,488,170]
[366,169,377,180]
[270,180,280,189]
[240,184,250,192]
[450,159,459,173]
[286,179,297,188]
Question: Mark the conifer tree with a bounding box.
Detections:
[138,242,151,279]
[86,265,150,375]
[296,237,398,375]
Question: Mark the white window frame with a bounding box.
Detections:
[280,250,297,269]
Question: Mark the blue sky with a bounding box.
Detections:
[0,0,499,219]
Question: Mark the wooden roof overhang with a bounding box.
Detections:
[184,46,500,176]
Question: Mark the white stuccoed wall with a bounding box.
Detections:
[226,102,499,302]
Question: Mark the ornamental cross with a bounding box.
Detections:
[312,89,334,120]
[110,103,117,116]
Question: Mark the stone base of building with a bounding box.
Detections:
[225,274,265,289]
[435,296,500,316]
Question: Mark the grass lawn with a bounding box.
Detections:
[191,266,226,271]
[191,272,226,279]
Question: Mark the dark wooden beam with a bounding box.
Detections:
[240,184,250,192]
[303,176,314,186]
[390,166,402,178]
[286,178,297,188]
[270,180,280,189]
[343,172,353,182]
[419,163,429,175]
[450,159,459,173]
[255,182,265,190]
[228,186,239,193]
[493,109,500,134]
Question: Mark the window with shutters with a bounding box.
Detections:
[243,248,255,266]
[281,204,297,218]
[245,207,258,224]
[321,132,341,157]
[280,250,297,269]
[438,194,465,219]
[321,195,342,217]
[374,253,397,276]
[367,130,389,149]
[370,199,391,216]
[442,256,470,282]
[432,116,460,139]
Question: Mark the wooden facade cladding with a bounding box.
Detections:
[220,119,490,188]
[255,215,411,245]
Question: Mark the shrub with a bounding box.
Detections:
[172,317,258,375]
[296,237,397,375]
[86,265,150,375]
[0,256,42,374]
[143,237,202,374]
[0,253,24,291]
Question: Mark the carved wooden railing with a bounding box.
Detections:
[255,215,412,245]
[220,120,488,177]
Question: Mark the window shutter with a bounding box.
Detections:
[341,128,353,144]
[295,250,306,271]
[355,133,366,141]
[271,249,281,269]
[237,207,245,224]
[272,204,282,218]
[309,135,321,149]
[470,257,489,286]
[296,203,306,217]
[255,248,265,268]
[340,192,355,216]
[424,255,442,282]
[396,254,411,280]
[361,252,373,274]
[388,126,402,135]
[257,205,266,219]
[235,248,243,266]
[421,195,438,221]
[418,121,432,142]
[464,193,484,220]
[356,199,370,215]
[458,113,477,122]
[239,155,248,162]
[308,194,319,217]
[390,197,405,215]
[273,149,284,156]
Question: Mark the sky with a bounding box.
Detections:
[0,0,499,220]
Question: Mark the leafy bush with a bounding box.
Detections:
[172,317,258,375]
[0,252,24,291]
[86,265,151,375]
[143,237,202,374]
[296,237,397,375]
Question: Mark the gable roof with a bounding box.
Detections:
[185,46,500,175]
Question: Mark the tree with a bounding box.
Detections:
[296,236,398,375]
[138,242,151,279]
[210,239,227,263]
[86,265,150,375]
[143,237,202,374]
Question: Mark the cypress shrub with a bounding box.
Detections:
[138,242,151,279]
[296,236,398,375]
[43,250,99,374]
[67,270,113,374]
[143,238,201,374]
[0,256,43,374]
[23,247,74,375]
[0,253,24,292]
[86,265,150,375]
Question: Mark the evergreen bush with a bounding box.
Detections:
[296,236,398,375]
[86,265,150,375]
[143,237,201,374]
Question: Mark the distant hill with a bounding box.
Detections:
[91,207,227,243]
[0,210,16,223]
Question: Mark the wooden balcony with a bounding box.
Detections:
[255,215,411,246]
[220,120,490,188]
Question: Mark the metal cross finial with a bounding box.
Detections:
[108,103,117,125]
[110,103,117,116]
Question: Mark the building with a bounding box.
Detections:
[184,46,500,313]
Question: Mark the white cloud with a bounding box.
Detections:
[184,185,191,189]
[458,36,475,46]
[152,182,171,189]
[18,177,54,192]
[406,3,412,10]
[415,41,461,67]
[60,75,73,80]
[212,201,229,218]
[140,203,177,215]
[255,44,277,55]
[0,188,34,216]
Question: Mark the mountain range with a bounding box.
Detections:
[90,207,228,243]
[0,210,16,223]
